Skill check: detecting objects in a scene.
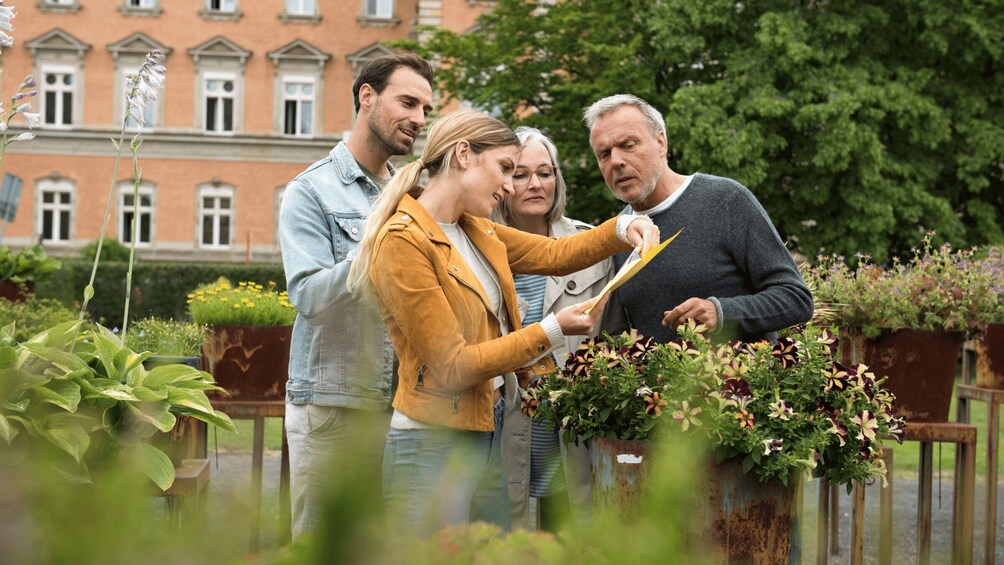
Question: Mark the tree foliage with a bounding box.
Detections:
[403,0,1003,261]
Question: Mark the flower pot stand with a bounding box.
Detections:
[815,479,866,565]
[209,399,291,551]
[955,384,1003,565]
[873,422,976,565]
[154,458,210,531]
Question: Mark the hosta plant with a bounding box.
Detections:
[0,320,235,490]
[524,322,906,487]
[0,244,60,285]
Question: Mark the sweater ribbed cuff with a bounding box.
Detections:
[615,214,639,245]
[540,314,564,350]
[709,297,724,334]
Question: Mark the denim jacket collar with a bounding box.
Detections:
[329,141,397,188]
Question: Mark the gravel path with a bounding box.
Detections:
[204,449,1004,563]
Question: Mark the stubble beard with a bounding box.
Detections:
[368,106,413,157]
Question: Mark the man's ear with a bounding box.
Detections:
[358,83,377,112]
[656,130,668,157]
[455,140,471,170]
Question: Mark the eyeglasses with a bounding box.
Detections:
[512,166,556,186]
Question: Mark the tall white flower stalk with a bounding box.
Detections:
[78,50,166,340]
[0,2,40,174]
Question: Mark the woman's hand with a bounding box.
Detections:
[555,294,610,335]
[625,216,660,256]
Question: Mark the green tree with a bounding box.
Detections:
[405,0,1004,261]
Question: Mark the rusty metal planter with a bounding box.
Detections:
[841,328,963,422]
[974,323,1004,389]
[589,437,649,520]
[0,280,32,302]
[694,458,796,565]
[200,324,291,401]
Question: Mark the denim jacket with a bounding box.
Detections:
[279,142,395,410]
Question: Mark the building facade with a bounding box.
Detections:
[1,0,486,262]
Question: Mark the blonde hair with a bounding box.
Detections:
[347,109,520,295]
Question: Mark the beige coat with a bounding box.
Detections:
[501,216,623,529]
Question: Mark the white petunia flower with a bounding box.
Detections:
[11,132,34,142]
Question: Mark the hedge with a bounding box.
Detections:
[37,260,287,328]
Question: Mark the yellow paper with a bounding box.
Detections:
[583,228,683,315]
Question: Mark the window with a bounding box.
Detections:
[41,67,75,127]
[365,0,393,18]
[282,77,314,136]
[204,74,236,133]
[128,0,155,6]
[285,0,315,15]
[206,0,236,12]
[38,179,74,244]
[123,67,158,130]
[120,183,154,245]
[199,185,233,248]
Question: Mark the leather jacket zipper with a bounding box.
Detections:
[415,363,460,414]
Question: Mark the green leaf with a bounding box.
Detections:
[172,406,235,432]
[0,346,16,367]
[34,379,82,412]
[144,364,210,389]
[125,401,176,433]
[130,385,168,402]
[20,343,89,373]
[166,387,213,414]
[140,443,175,491]
[741,454,755,475]
[37,412,91,463]
[0,414,19,444]
[110,137,120,150]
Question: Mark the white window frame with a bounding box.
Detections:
[364,0,393,19]
[285,0,316,16]
[281,75,315,137]
[37,179,75,245]
[40,64,77,128]
[198,185,234,249]
[202,72,237,135]
[119,182,155,246]
[128,0,156,7]
[205,0,237,13]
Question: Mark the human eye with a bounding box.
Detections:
[513,169,530,182]
[537,168,554,181]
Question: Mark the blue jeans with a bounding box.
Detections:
[382,399,510,537]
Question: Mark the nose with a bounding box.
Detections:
[502,180,515,196]
[527,171,542,191]
[411,109,426,130]
[609,148,626,168]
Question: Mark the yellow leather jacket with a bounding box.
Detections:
[370,195,630,431]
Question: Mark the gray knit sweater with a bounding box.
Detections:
[606,173,813,343]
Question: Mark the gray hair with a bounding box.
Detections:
[582,94,666,140]
[491,125,567,226]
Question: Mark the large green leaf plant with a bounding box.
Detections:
[0,320,234,490]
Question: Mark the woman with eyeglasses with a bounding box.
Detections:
[346,111,658,537]
[491,126,623,532]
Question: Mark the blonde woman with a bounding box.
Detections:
[347,109,658,537]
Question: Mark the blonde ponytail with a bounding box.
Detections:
[347,109,520,296]
[347,159,425,296]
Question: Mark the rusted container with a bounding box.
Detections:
[694,458,796,565]
[841,329,963,422]
[590,437,649,520]
[0,280,32,302]
[974,323,1004,389]
[201,324,292,401]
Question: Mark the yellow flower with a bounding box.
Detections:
[187,293,195,299]
[220,297,229,302]
[239,281,247,287]
[240,297,249,303]
[268,281,277,287]
[233,303,241,309]
[247,302,255,308]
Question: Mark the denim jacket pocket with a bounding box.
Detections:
[330,213,366,261]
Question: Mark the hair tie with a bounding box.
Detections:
[415,159,426,169]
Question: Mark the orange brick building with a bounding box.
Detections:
[1,0,486,262]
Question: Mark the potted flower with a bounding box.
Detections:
[524,322,905,563]
[803,233,991,421]
[970,247,1004,388]
[187,277,295,401]
[0,320,235,490]
[0,244,60,302]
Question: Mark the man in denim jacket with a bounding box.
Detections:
[278,54,434,537]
